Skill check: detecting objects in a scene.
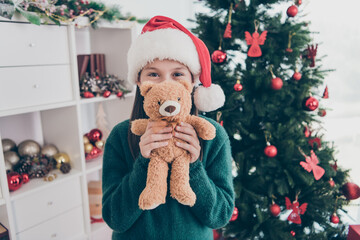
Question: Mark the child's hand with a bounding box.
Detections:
[139,121,172,159]
[174,122,201,163]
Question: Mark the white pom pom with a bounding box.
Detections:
[194,84,225,112]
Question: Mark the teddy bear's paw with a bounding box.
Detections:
[139,188,166,210]
[171,187,196,207]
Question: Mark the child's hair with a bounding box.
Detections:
[127,85,202,161]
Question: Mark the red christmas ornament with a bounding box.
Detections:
[234,79,243,92]
[285,197,308,224]
[331,161,338,171]
[307,44,318,67]
[213,230,221,240]
[83,91,94,98]
[329,178,335,187]
[220,121,223,126]
[290,230,296,237]
[103,90,111,98]
[322,86,329,99]
[330,213,340,224]
[223,4,233,39]
[117,91,123,98]
[308,137,321,149]
[21,173,29,184]
[88,129,103,143]
[86,146,102,161]
[286,48,293,53]
[270,203,281,217]
[304,126,311,138]
[299,150,325,180]
[271,77,283,90]
[292,71,302,81]
[264,143,277,158]
[296,0,302,5]
[303,96,319,111]
[318,109,327,117]
[7,172,23,191]
[245,20,267,57]
[287,5,298,17]
[230,207,239,221]
[342,182,360,200]
[211,49,227,64]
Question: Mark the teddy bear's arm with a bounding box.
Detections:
[187,116,216,140]
[131,119,149,136]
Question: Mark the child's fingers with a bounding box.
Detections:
[174,131,199,146]
[175,123,197,138]
[141,133,172,145]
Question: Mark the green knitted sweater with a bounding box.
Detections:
[102,116,234,240]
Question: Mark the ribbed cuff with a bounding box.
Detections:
[189,159,203,177]
[135,154,150,168]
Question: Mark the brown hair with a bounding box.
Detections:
[127,84,203,161]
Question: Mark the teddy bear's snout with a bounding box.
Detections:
[165,105,176,113]
[159,100,181,117]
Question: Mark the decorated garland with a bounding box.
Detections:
[0,0,146,27]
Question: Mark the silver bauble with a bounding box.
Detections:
[5,159,12,172]
[2,138,16,152]
[41,144,59,158]
[18,140,41,157]
[4,151,20,165]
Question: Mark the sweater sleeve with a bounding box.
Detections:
[188,137,235,229]
[102,135,148,233]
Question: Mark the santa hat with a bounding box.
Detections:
[127,15,225,112]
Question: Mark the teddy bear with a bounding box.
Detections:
[131,80,216,210]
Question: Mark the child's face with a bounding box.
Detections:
[138,59,194,86]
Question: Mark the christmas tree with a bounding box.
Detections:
[193,0,358,239]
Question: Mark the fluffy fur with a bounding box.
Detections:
[127,28,201,85]
[131,80,216,210]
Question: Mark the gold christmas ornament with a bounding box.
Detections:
[84,143,94,153]
[83,135,90,144]
[4,151,20,165]
[5,159,12,172]
[41,144,59,158]
[53,152,70,169]
[2,138,16,152]
[18,140,41,157]
[44,173,57,182]
[95,140,105,150]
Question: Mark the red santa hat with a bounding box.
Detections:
[127,15,225,112]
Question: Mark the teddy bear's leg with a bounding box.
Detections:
[139,157,169,210]
[170,154,196,206]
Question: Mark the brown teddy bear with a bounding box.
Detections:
[131,80,216,210]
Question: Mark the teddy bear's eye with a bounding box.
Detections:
[177,97,181,101]
[158,101,161,105]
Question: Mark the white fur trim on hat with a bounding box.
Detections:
[194,84,225,112]
[127,28,201,84]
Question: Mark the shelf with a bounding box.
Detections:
[0,198,5,206]
[0,100,77,118]
[85,156,103,174]
[80,86,137,105]
[91,221,109,234]
[10,169,82,201]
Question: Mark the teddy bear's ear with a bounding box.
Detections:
[179,80,193,93]
[139,82,154,96]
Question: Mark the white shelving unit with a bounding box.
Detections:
[0,16,137,240]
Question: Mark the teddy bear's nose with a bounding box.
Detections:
[165,105,176,113]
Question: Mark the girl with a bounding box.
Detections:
[102,16,235,240]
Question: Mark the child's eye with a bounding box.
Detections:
[148,72,159,77]
[173,72,184,77]
[177,97,181,101]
